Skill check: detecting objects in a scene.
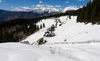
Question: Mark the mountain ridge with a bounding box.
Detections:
[0,6,78,23]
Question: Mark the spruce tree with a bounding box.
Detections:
[91,5,97,24]
[36,25,39,30]
[40,24,42,29]
[0,33,3,43]
[43,23,45,28]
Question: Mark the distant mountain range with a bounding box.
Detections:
[0,6,78,23]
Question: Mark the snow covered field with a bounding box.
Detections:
[0,42,100,61]
[0,15,100,61]
[23,16,100,44]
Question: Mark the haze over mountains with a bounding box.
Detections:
[0,6,78,23]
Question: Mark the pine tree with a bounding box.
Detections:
[77,9,82,22]
[36,25,39,30]
[91,5,97,24]
[69,15,71,19]
[78,7,85,22]
[2,31,9,42]
[0,33,3,43]
[43,23,45,28]
[97,11,100,24]
[83,2,91,23]
[40,24,42,29]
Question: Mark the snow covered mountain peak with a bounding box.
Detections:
[31,6,79,13]
[13,6,78,13]
[32,7,63,13]
[25,6,79,14]
[63,6,79,12]
[22,7,63,14]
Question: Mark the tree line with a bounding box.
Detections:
[0,17,46,43]
[77,0,100,24]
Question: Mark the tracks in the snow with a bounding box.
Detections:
[45,40,100,45]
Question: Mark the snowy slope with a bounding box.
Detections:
[23,16,100,44]
[0,15,100,61]
[0,42,100,61]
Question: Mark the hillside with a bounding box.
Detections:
[0,0,100,61]
[0,10,76,43]
[23,16,100,44]
[0,15,100,61]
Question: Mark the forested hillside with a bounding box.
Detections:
[0,0,99,43]
[77,0,100,24]
[0,18,42,43]
[0,11,73,43]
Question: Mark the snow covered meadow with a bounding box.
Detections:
[23,16,100,44]
[0,15,100,61]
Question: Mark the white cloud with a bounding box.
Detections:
[36,4,44,7]
[80,6,83,8]
[0,0,2,3]
[65,1,69,3]
[78,0,85,1]
[11,6,14,8]
[31,5,34,7]
[39,1,43,3]
[55,5,61,7]
[4,3,6,5]
[46,5,53,8]
[21,7,30,9]
[91,0,93,2]
[14,7,22,11]
[15,7,19,10]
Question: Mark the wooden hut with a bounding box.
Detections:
[43,31,55,37]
